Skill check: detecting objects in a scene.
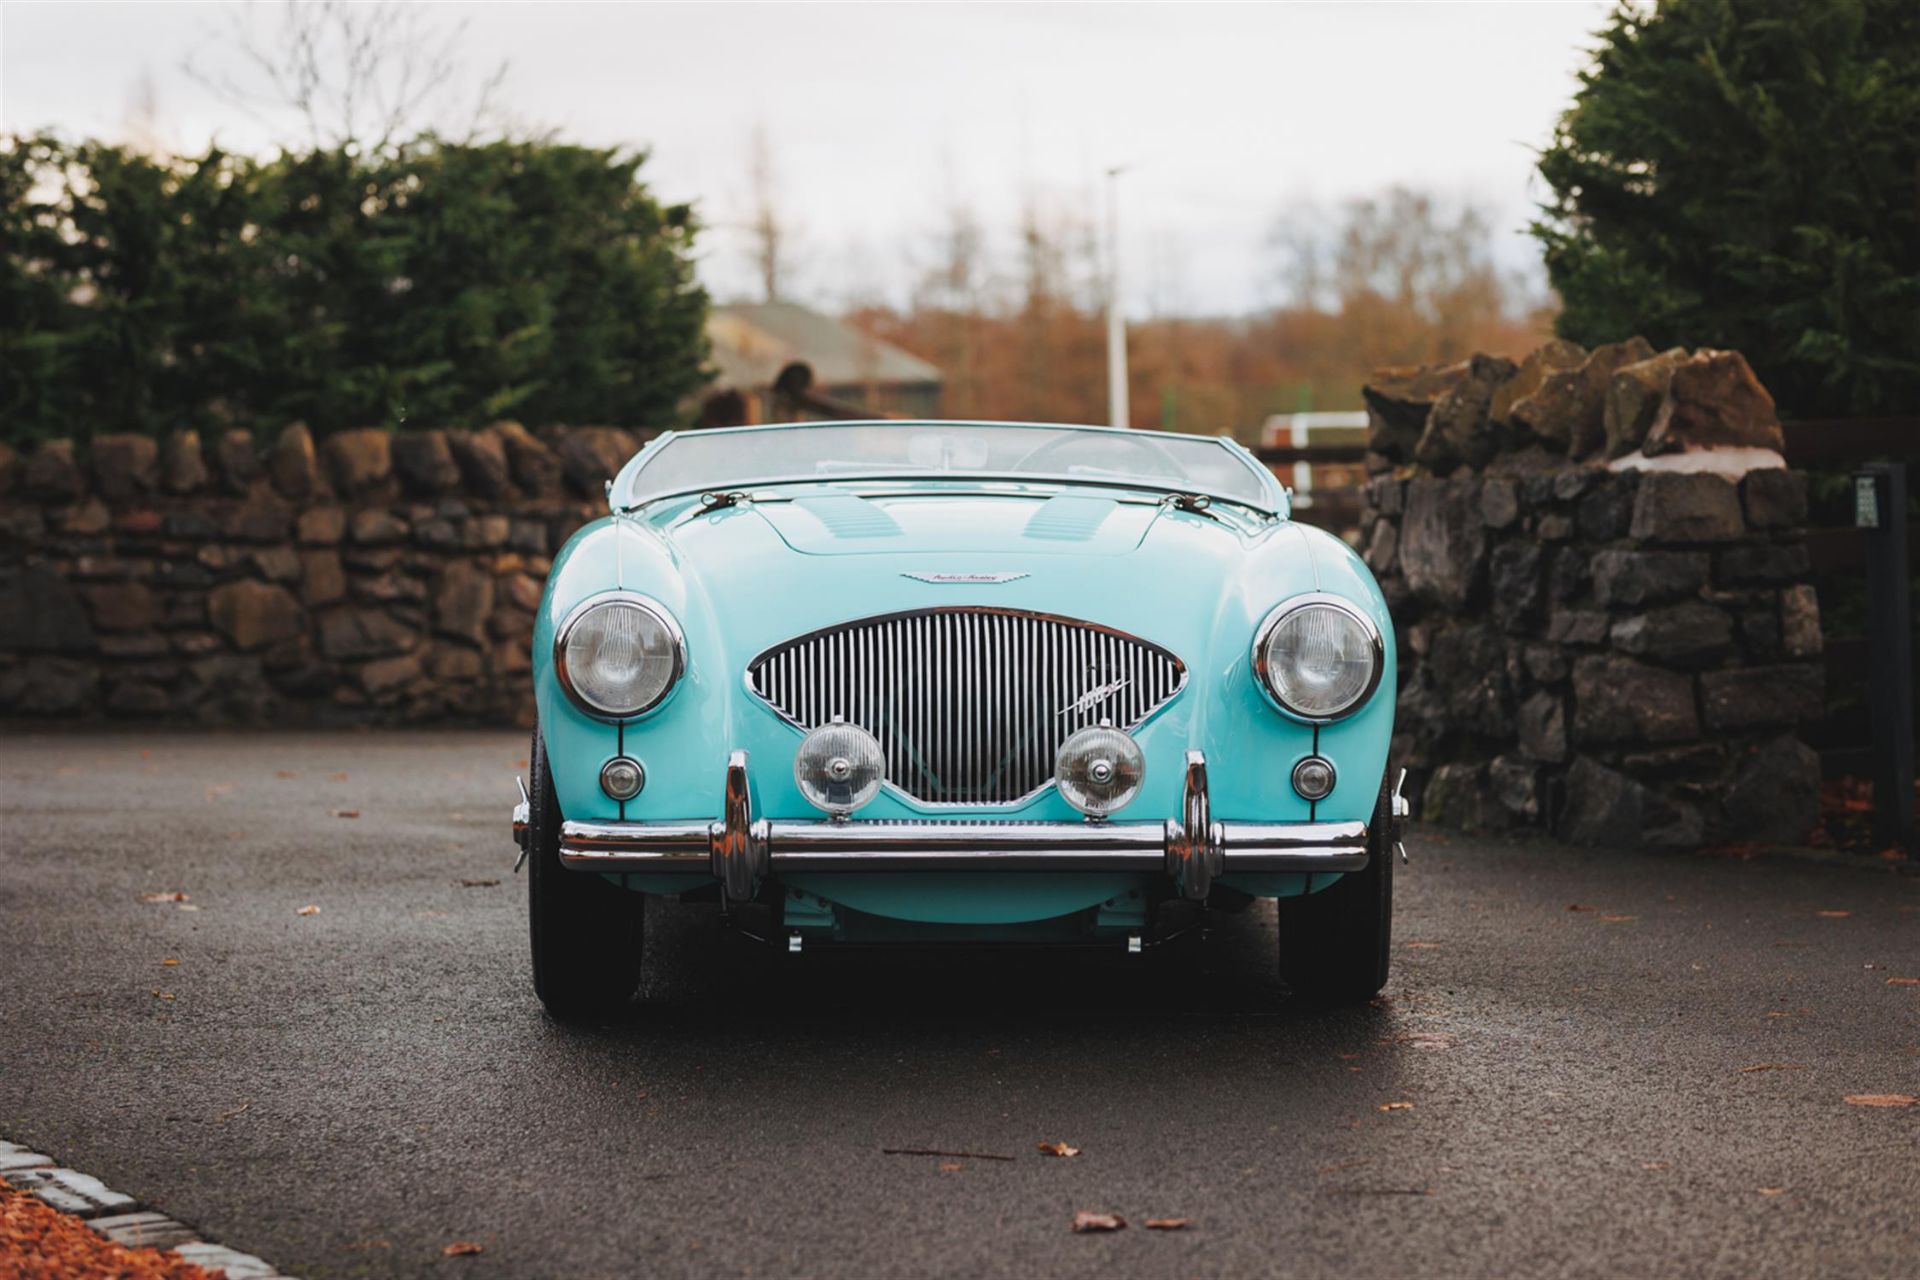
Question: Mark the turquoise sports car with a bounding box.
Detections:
[513,420,1405,1017]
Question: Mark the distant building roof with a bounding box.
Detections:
[709,302,942,390]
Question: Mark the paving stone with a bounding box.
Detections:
[90,1210,201,1249]
[0,1141,53,1172]
[171,1241,285,1278]
[4,1166,137,1216]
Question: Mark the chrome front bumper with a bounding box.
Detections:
[521,749,1375,902]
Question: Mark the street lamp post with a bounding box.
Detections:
[1105,166,1129,430]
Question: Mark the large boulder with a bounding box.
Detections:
[1572,654,1700,744]
[1604,346,1688,458]
[1642,349,1784,456]
[1363,361,1469,464]
[1399,474,1486,609]
[1413,353,1517,473]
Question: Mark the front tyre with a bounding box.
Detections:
[527,724,646,1020]
[1276,773,1393,1005]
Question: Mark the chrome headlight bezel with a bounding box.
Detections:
[554,591,687,721]
[1251,593,1385,724]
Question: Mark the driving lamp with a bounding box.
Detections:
[1291,756,1336,802]
[795,720,886,816]
[556,593,685,719]
[1054,724,1146,818]
[599,757,646,802]
[1254,596,1382,721]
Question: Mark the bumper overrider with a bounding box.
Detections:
[515,750,1409,902]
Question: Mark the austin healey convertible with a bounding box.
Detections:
[513,420,1406,1017]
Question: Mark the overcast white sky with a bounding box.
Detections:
[0,1,1611,315]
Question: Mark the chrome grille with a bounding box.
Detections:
[746,607,1186,806]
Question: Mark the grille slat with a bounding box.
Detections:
[748,608,1186,807]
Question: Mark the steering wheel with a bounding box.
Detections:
[1012,431,1187,479]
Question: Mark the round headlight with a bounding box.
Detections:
[1055,725,1145,818]
[556,593,685,719]
[795,720,886,815]
[1254,596,1382,721]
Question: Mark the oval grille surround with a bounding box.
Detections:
[746,607,1186,807]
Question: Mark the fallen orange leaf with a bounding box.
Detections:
[938,1162,962,1172]
[141,891,189,903]
[335,809,361,819]
[1843,1094,1917,1108]
[160,958,179,967]
[275,770,297,779]
[1738,1063,1808,1073]
[1758,1187,1785,1196]
[442,1241,484,1257]
[1071,1211,1125,1233]
[1037,1141,1080,1158]
[1378,1101,1414,1112]
[1887,977,1919,986]
[1817,910,1852,919]
[1599,914,1636,923]
[1144,1218,1191,1231]
[296,904,321,916]
[328,772,349,782]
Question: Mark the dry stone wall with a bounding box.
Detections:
[1363,342,1826,846]
[0,423,649,726]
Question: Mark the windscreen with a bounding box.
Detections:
[621,423,1274,509]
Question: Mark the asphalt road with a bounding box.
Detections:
[2,730,1917,1280]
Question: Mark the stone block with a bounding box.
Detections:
[1363,520,1399,575]
[1400,474,1485,609]
[1591,548,1710,607]
[1740,468,1806,530]
[0,442,17,495]
[1722,735,1821,844]
[1367,474,1405,517]
[1518,690,1568,762]
[297,505,346,545]
[300,550,347,607]
[1489,339,1586,429]
[90,433,159,499]
[433,561,495,646]
[1414,353,1516,473]
[1421,762,1489,831]
[1643,348,1784,455]
[1489,755,1540,820]
[26,439,83,501]
[1489,542,1545,631]
[83,582,158,632]
[170,1242,282,1280]
[106,679,171,715]
[0,657,98,714]
[270,423,320,499]
[208,580,303,650]
[161,430,208,494]
[3,1167,135,1217]
[0,1142,52,1173]
[1557,755,1647,847]
[1480,477,1519,529]
[392,429,462,494]
[360,652,424,695]
[349,509,409,545]
[322,428,393,494]
[1575,472,1638,541]
[559,426,641,496]
[1603,346,1688,458]
[448,427,511,498]
[1700,665,1824,731]
[318,607,417,661]
[1608,602,1734,666]
[213,430,259,493]
[222,490,294,543]
[1629,472,1745,543]
[1715,542,1809,585]
[1546,610,1609,646]
[1572,654,1699,744]
[88,1211,200,1250]
[491,420,560,492]
[0,565,97,652]
[1779,584,1822,657]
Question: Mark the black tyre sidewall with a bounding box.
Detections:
[1276,773,1394,1004]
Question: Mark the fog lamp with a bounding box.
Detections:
[600,756,646,802]
[1055,725,1145,818]
[1291,755,1336,802]
[795,720,885,816]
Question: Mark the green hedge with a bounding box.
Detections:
[0,136,710,444]
[1534,0,1920,417]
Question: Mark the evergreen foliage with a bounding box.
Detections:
[1533,0,1920,416]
